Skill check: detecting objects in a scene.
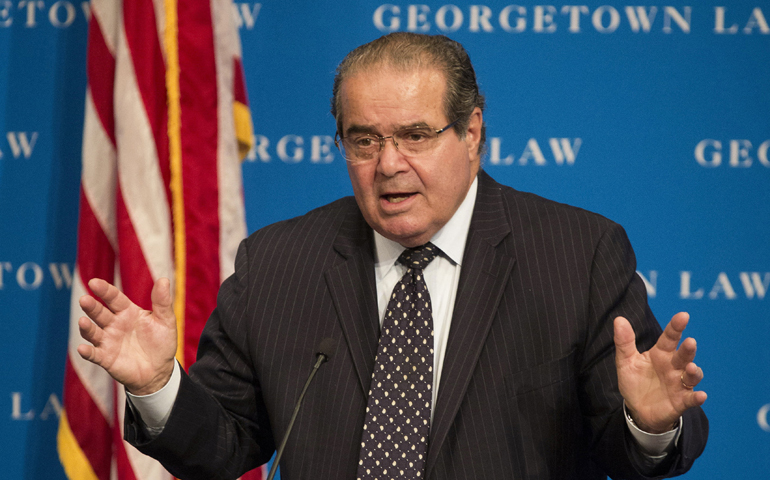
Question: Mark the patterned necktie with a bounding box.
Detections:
[357,243,439,480]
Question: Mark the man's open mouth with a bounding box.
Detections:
[382,193,414,204]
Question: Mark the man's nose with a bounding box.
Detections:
[377,136,409,176]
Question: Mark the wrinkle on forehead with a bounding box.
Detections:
[338,66,447,135]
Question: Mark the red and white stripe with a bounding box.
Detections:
[59,0,259,478]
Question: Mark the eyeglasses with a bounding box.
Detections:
[335,119,459,164]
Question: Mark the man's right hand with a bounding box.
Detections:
[77,277,178,396]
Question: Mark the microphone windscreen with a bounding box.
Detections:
[317,338,337,360]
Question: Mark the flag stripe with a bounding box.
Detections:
[115,185,157,310]
[62,358,112,480]
[116,442,139,480]
[86,17,116,146]
[81,93,118,251]
[178,0,221,369]
[112,384,143,480]
[77,188,116,284]
[122,0,172,208]
[212,0,248,281]
[114,21,173,285]
[90,0,119,53]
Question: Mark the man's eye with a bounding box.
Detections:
[353,136,376,148]
[400,129,431,143]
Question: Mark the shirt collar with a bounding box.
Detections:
[373,176,478,280]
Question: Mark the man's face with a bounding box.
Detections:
[338,66,482,248]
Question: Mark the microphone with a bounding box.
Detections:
[266,338,337,480]
[316,338,337,362]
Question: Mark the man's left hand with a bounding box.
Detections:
[613,312,708,433]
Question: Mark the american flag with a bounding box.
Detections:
[57,0,263,478]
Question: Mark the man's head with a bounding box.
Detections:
[332,33,486,247]
[332,33,486,157]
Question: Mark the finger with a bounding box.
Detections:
[78,315,104,346]
[613,316,639,362]
[151,278,175,323]
[76,343,97,363]
[79,294,115,329]
[656,312,690,353]
[681,362,704,388]
[88,278,135,314]
[672,336,697,370]
[76,341,108,367]
[683,389,708,409]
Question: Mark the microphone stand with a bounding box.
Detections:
[265,351,329,480]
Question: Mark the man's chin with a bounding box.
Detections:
[376,223,433,248]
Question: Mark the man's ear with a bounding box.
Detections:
[465,107,483,160]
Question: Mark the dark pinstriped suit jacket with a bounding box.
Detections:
[126,171,708,480]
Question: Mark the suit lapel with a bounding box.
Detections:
[426,172,516,476]
[324,208,381,397]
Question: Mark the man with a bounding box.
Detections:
[77,33,708,479]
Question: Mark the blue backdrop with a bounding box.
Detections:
[1,1,768,478]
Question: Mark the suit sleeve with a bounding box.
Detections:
[579,223,708,479]
[124,239,276,480]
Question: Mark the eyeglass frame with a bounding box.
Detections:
[334,119,460,162]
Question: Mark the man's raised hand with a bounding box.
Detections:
[613,312,708,433]
[77,278,178,396]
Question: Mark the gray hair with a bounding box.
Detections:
[331,32,486,157]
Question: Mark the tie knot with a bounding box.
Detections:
[398,243,439,271]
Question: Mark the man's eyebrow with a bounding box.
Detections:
[344,122,431,136]
[344,124,378,136]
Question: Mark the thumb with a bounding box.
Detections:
[151,277,175,321]
[613,316,639,363]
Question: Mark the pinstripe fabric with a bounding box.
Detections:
[125,171,707,480]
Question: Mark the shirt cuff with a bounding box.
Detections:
[623,401,682,458]
[125,360,181,433]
